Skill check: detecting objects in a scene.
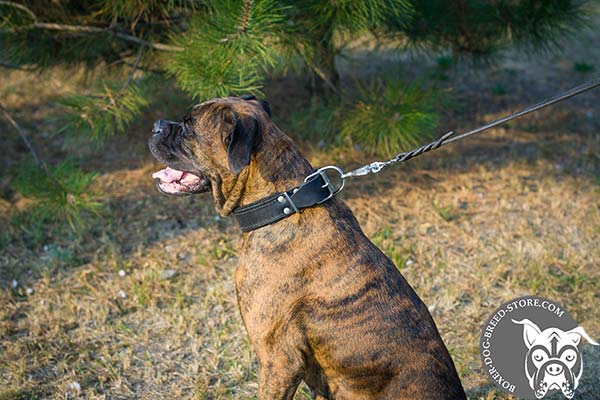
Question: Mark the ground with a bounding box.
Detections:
[1,10,599,400]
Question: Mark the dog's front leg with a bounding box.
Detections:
[257,357,302,400]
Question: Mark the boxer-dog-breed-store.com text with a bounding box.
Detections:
[149,96,466,399]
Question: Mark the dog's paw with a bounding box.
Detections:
[535,382,548,399]
[561,382,575,399]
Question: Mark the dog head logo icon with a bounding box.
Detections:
[481,296,598,399]
[512,319,598,399]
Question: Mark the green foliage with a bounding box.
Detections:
[13,161,102,231]
[574,62,594,73]
[340,80,446,156]
[0,2,36,29]
[166,0,287,99]
[96,0,199,23]
[397,0,588,56]
[276,0,413,93]
[371,225,412,270]
[0,2,126,69]
[431,200,460,222]
[56,81,149,142]
[491,83,508,96]
[0,0,190,69]
[1,28,126,69]
[436,56,455,70]
[295,0,412,37]
[287,98,341,144]
[288,78,448,155]
[502,0,589,52]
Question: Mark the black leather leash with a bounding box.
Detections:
[233,78,600,232]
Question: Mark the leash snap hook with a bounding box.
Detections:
[304,165,346,203]
[340,161,388,178]
[367,161,386,173]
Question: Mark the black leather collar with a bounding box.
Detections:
[233,168,342,232]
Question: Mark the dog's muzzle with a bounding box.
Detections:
[149,119,211,196]
[153,119,180,136]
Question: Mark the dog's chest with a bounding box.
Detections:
[234,253,306,316]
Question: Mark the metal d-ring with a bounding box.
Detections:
[304,165,346,203]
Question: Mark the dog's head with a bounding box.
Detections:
[149,95,291,215]
[512,319,598,399]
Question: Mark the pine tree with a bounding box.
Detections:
[1,0,590,130]
[393,0,589,55]
[0,0,591,237]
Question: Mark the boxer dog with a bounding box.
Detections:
[149,96,466,399]
[513,319,598,399]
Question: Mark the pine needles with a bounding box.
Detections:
[56,81,149,143]
[166,0,286,98]
[398,0,589,56]
[13,160,101,232]
[288,80,449,157]
[1,104,102,238]
[340,80,445,156]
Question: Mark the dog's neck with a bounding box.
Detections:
[211,168,250,216]
[212,125,314,216]
[245,138,313,204]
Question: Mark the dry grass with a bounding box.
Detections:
[1,14,600,399]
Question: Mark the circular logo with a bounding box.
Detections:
[480,295,598,399]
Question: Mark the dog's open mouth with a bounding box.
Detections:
[152,166,210,195]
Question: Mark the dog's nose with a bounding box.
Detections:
[153,120,162,135]
[545,363,564,376]
[153,120,175,136]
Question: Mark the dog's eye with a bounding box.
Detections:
[562,349,577,362]
[182,116,195,133]
[532,349,546,362]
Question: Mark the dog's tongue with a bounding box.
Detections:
[152,167,184,184]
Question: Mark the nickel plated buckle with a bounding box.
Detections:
[303,166,345,204]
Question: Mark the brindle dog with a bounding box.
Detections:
[149,96,466,399]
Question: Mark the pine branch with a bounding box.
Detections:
[0,103,48,176]
[167,0,287,98]
[239,0,252,33]
[1,2,183,52]
[13,159,102,232]
[50,45,149,143]
[57,79,149,142]
[122,44,145,90]
[0,1,37,22]
[301,54,341,96]
[339,80,445,156]
[219,0,255,43]
[31,23,183,52]
[0,61,33,70]
[0,103,69,194]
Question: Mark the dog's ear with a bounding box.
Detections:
[239,95,271,118]
[512,319,541,349]
[565,326,599,346]
[226,114,259,175]
[259,100,271,118]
